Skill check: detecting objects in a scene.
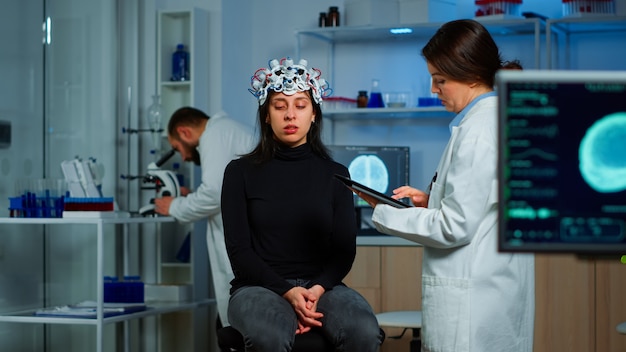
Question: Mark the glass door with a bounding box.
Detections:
[44,0,118,351]
[0,0,46,349]
[0,0,119,351]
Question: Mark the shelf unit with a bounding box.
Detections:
[0,216,213,352]
[295,17,543,144]
[546,15,626,68]
[156,8,210,129]
[155,8,210,282]
[155,8,212,352]
[322,106,452,120]
[322,107,453,141]
[295,17,544,88]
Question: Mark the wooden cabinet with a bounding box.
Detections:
[347,246,626,352]
[534,254,596,352]
[596,259,626,352]
[344,246,382,311]
[344,245,422,352]
[534,254,626,352]
[344,246,423,313]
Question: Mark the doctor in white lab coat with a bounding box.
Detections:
[357,20,535,352]
[154,108,255,327]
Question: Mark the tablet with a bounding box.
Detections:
[334,174,411,209]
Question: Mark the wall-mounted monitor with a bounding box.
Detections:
[497,70,626,255]
[329,145,410,235]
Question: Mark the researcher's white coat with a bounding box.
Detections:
[169,111,254,327]
[372,96,535,352]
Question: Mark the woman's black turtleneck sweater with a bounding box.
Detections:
[221,143,357,296]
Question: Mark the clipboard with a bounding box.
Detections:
[334,174,411,209]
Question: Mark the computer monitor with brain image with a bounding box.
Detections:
[329,145,410,235]
[496,70,626,255]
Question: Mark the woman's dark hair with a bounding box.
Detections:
[245,89,330,163]
[502,59,523,70]
[167,106,210,139]
[422,19,503,88]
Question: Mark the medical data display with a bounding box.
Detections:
[329,145,410,208]
[497,70,626,254]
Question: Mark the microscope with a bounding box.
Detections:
[138,148,181,216]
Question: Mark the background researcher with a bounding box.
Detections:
[154,107,255,327]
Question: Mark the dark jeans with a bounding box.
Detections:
[228,280,382,352]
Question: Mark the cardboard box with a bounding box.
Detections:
[399,0,457,24]
[345,0,399,26]
[144,284,191,302]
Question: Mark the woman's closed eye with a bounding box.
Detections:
[273,104,286,110]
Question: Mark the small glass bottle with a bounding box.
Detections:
[357,91,368,108]
[367,79,384,108]
[318,12,327,27]
[326,6,340,27]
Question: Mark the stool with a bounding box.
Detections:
[376,310,422,352]
[216,326,332,352]
[617,321,626,335]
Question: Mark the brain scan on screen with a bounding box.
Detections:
[328,145,410,212]
[579,112,626,193]
[348,154,389,194]
[497,69,626,254]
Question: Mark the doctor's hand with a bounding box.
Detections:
[154,196,173,215]
[179,186,191,196]
[353,189,380,208]
[283,286,324,334]
[393,186,429,207]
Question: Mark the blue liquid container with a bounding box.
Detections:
[367,92,384,108]
[367,79,385,108]
[171,44,189,81]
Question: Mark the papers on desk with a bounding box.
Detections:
[34,301,146,318]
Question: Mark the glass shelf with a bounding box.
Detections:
[295,17,542,44]
[546,15,626,68]
[0,300,213,325]
[547,15,626,33]
[323,107,453,120]
[161,80,192,87]
[295,17,544,87]
[0,215,175,225]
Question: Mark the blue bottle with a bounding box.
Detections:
[171,44,189,81]
[367,79,384,108]
[172,162,184,187]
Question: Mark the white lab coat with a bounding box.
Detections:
[169,111,255,327]
[372,97,535,352]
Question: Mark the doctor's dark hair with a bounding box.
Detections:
[167,106,210,139]
[422,19,503,88]
[245,89,330,163]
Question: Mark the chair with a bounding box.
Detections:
[375,310,422,352]
[617,321,626,335]
[216,326,332,352]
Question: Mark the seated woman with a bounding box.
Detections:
[221,57,383,352]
